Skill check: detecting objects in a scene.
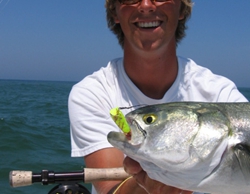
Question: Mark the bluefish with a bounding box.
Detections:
[108,102,250,194]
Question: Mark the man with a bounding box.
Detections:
[69,0,247,193]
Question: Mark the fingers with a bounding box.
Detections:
[123,156,142,175]
[133,169,187,194]
[132,168,147,188]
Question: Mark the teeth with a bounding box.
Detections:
[137,21,160,28]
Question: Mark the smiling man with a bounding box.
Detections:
[68,0,247,194]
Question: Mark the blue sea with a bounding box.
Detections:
[0,80,90,194]
[1,80,250,194]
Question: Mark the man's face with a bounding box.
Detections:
[114,0,184,52]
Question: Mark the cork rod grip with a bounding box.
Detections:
[84,167,129,183]
[10,171,32,188]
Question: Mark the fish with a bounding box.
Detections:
[107,102,250,194]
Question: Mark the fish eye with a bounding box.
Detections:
[143,114,157,124]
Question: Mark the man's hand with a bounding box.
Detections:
[123,157,193,194]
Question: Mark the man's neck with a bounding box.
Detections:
[123,44,178,99]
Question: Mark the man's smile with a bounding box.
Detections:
[135,21,162,29]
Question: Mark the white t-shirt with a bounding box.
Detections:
[68,56,247,194]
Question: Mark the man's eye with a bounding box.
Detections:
[121,0,139,5]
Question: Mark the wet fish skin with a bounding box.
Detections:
[107,102,250,194]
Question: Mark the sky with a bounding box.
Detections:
[0,0,250,87]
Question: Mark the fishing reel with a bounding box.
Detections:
[48,183,90,194]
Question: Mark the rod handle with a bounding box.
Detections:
[84,167,129,183]
[9,171,32,188]
[10,168,130,187]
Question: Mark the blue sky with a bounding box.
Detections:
[0,0,250,87]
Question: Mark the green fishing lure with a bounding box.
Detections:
[110,107,130,134]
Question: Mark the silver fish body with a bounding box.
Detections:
[108,102,250,194]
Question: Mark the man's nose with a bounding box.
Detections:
[138,0,156,13]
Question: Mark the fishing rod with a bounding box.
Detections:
[9,167,129,194]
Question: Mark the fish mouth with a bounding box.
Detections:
[126,117,147,145]
[108,117,146,150]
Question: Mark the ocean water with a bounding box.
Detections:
[1,80,250,194]
[0,80,90,194]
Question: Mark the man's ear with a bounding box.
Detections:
[179,13,185,20]
[113,14,120,23]
[179,4,186,20]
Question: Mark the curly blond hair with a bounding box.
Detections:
[105,0,193,47]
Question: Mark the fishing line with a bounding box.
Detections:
[119,104,147,110]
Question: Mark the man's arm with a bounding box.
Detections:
[84,147,147,194]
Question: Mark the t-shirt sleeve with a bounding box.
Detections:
[216,79,248,102]
[185,62,248,103]
[203,76,248,102]
[68,81,119,157]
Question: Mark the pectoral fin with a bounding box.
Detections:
[234,143,250,182]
